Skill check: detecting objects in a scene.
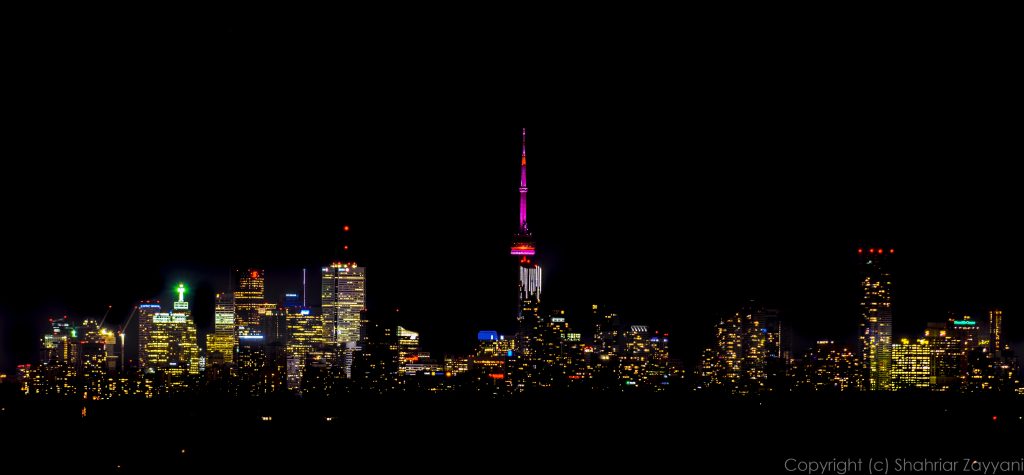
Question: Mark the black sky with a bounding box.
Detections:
[1,16,1020,371]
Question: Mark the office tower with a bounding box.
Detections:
[300,349,343,399]
[923,322,958,391]
[351,313,399,393]
[892,338,931,390]
[947,315,989,390]
[592,304,622,355]
[237,334,267,395]
[397,326,421,376]
[76,319,117,399]
[472,331,514,385]
[136,303,162,369]
[33,317,79,397]
[282,293,302,311]
[140,285,199,380]
[989,309,1003,354]
[321,262,365,377]
[234,268,266,337]
[790,341,861,392]
[206,293,237,365]
[286,307,324,390]
[40,317,76,365]
[858,247,893,391]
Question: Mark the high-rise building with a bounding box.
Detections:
[234,269,266,337]
[206,292,237,365]
[282,293,302,311]
[140,284,199,380]
[858,247,893,391]
[790,341,861,392]
[471,331,514,387]
[321,263,365,344]
[397,326,422,376]
[923,322,959,391]
[892,338,931,390]
[286,307,325,390]
[621,325,670,390]
[322,262,366,377]
[700,306,771,394]
[40,316,75,365]
[989,309,1004,355]
[136,303,162,369]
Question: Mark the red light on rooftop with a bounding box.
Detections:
[889,248,894,254]
[250,271,259,279]
[343,225,350,232]
[992,415,998,421]
[869,248,875,254]
[343,245,349,250]
[857,248,863,254]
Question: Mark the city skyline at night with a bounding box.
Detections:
[2,129,1020,399]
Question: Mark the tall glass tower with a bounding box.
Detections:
[858,247,893,391]
[322,262,365,377]
[234,268,266,337]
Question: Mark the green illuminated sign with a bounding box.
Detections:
[952,320,976,326]
[177,283,186,302]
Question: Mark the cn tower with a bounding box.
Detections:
[512,128,541,305]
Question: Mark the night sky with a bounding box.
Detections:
[2,19,1020,371]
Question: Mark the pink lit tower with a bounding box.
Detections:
[512,128,542,311]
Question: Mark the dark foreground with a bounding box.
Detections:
[1,393,1021,474]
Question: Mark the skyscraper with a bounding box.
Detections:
[140,284,199,379]
[206,292,237,365]
[136,303,162,369]
[234,269,266,337]
[892,338,930,390]
[700,308,768,394]
[858,247,893,391]
[286,307,324,390]
[321,262,366,377]
[989,309,1004,354]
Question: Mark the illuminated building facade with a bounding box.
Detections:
[989,309,1003,354]
[858,247,893,391]
[78,318,117,399]
[923,322,959,391]
[234,268,266,337]
[701,306,769,394]
[322,262,365,377]
[892,338,931,390]
[140,285,199,380]
[397,326,421,376]
[472,331,514,387]
[286,308,324,390]
[136,303,162,369]
[620,325,669,390]
[206,292,237,365]
[791,341,861,391]
[351,317,399,393]
[40,317,76,365]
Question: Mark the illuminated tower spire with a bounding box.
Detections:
[520,127,528,232]
[511,128,536,256]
